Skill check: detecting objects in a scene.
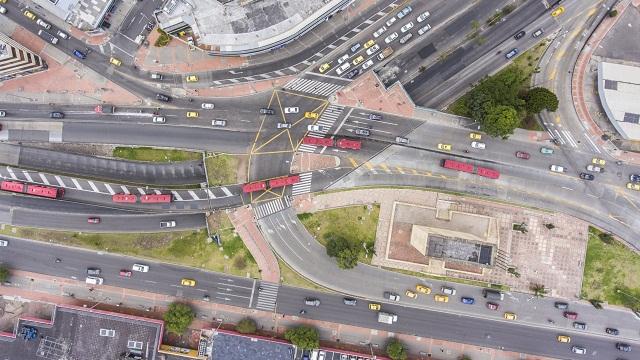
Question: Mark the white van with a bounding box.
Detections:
[85,276,104,285]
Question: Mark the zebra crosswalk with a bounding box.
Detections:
[253,196,291,219]
[291,172,312,196]
[298,105,344,153]
[284,78,344,97]
[255,282,279,312]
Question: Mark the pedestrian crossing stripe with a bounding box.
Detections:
[284,78,343,97]
[255,282,279,312]
[291,172,312,196]
[253,197,292,219]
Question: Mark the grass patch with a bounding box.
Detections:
[298,204,379,265]
[113,147,201,163]
[154,29,171,47]
[277,259,326,291]
[582,226,640,310]
[205,154,239,186]
[0,216,258,278]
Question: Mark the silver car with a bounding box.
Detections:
[385,32,399,44]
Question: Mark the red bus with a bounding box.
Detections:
[337,139,362,150]
[269,175,301,188]
[1,181,26,193]
[140,194,172,203]
[1,180,63,199]
[441,159,474,173]
[242,181,267,193]
[477,166,500,179]
[112,194,138,203]
[302,136,334,147]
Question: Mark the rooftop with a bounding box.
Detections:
[598,61,640,140]
[211,330,294,360]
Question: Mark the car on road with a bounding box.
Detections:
[515,151,530,159]
[532,28,544,38]
[399,33,413,44]
[563,311,578,320]
[405,290,417,299]
[437,143,452,151]
[338,54,350,64]
[186,111,199,118]
[87,268,101,276]
[396,5,412,19]
[629,174,640,182]
[276,123,291,129]
[579,173,594,181]
[35,18,51,29]
[471,141,485,150]
[385,17,397,27]
[201,103,215,109]
[73,49,87,59]
[156,93,171,102]
[505,48,519,59]
[551,6,565,17]
[385,32,399,44]
[50,112,64,118]
[352,55,364,65]
[0,5,6,14]
[362,59,374,70]
[132,264,149,272]
[627,182,640,191]
[366,44,380,56]
[514,30,526,40]
[350,43,361,53]
[417,24,432,36]
[554,302,569,310]
[377,47,394,61]
[384,291,400,301]
[364,40,375,49]
[469,132,482,140]
[109,57,122,66]
[369,113,382,120]
[23,10,37,20]
[119,270,132,277]
[0,111,5,117]
[186,75,198,82]
[592,157,606,166]
[160,220,176,228]
[441,286,456,295]
[395,136,409,144]
[586,164,602,172]
[152,116,166,123]
[415,284,430,293]
[304,112,319,119]
[355,128,370,136]
[181,278,196,287]
[336,62,351,75]
[343,297,357,306]
[461,297,475,305]
[0,240,8,246]
[550,165,564,173]
[573,322,587,330]
[417,11,431,23]
[307,124,329,132]
[284,107,299,114]
[503,312,517,320]
[346,68,361,79]
[373,26,387,38]
[616,343,631,352]
[259,108,275,115]
[319,63,331,73]
[87,217,101,224]
[557,335,571,343]
[368,303,381,311]
[305,298,321,306]
[56,30,69,39]
[486,302,499,310]
[400,22,414,33]
[85,276,103,285]
[211,119,227,127]
[434,294,449,303]
[606,327,620,335]
[571,346,586,355]
[540,147,554,154]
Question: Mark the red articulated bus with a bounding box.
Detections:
[302,136,334,147]
[441,159,474,173]
[337,139,362,150]
[140,194,172,203]
[112,194,138,203]
[1,180,64,199]
[242,181,267,193]
[476,166,500,179]
[269,175,301,189]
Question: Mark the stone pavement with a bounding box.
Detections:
[228,205,281,283]
[291,153,341,173]
[572,0,640,164]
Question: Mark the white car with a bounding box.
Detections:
[385,17,397,27]
[36,19,51,30]
[0,239,8,246]
[373,26,387,38]
[160,220,176,228]
[336,62,350,75]
[152,116,166,123]
[132,264,149,272]
[201,103,215,109]
[471,141,486,149]
[362,59,374,70]
[417,11,431,23]
[284,107,299,114]
[337,54,350,64]
[307,124,329,132]
[418,24,432,36]
[550,165,565,173]
[385,32,399,44]
[571,346,586,355]
[366,44,380,56]
[441,286,456,295]
[400,22,414,33]
[277,123,292,129]
[56,30,69,39]
[0,5,6,14]
[586,164,602,173]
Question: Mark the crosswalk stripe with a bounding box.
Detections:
[171,191,183,201]
[71,178,83,190]
[23,171,33,182]
[206,189,216,199]
[253,197,291,219]
[54,176,66,187]
[291,172,312,196]
[39,173,50,185]
[284,78,343,97]
[6,167,16,180]
[120,185,130,194]
[221,187,232,197]
[188,190,200,200]
[104,183,115,195]
[88,181,99,192]
[137,187,146,195]
[255,282,279,312]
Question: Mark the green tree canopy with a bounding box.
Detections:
[0,265,9,283]
[336,248,359,269]
[386,338,408,360]
[524,87,558,113]
[481,105,520,138]
[326,234,350,257]
[236,318,257,334]
[467,90,494,122]
[284,326,319,350]
[163,303,195,335]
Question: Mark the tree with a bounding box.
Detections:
[163,303,195,335]
[284,326,319,350]
[481,105,520,138]
[386,338,407,360]
[608,9,618,17]
[0,265,9,283]
[598,232,614,244]
[326,234,350,257]
[530,283,548,298]
[236,318,257,334]
[336,248,359,269]
[524,87,559,113]
[544,223,555,230]
[467,90,494,122]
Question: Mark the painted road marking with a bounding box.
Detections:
[39,173,50,185]
[188,190,200,200]
[23,171,33,182]
[104,183,115,195]
[55,176,66,187]
[6,167,16,179]
[171,191,183,201]
[221,187,232,197]
[88,181,99,192]
[137,187,146,195]
[71,178,83,190]
[120,185,130,194]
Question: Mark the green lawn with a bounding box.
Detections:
[298,204,379,264]
[113,147,202,162]
[278,259,326,291]
[205,154,241,186]
[582,227,640,310]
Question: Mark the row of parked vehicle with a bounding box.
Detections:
[84,264,149,285]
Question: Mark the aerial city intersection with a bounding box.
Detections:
[0,0,639,359]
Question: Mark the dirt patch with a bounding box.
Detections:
[28,143,117,157]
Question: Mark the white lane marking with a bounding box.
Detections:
[137,187,146,195]
[171,191,183,201]
[39,173,50,185]
[188,190,200,200]
[584,134,601,154]
[54,176,66,187]
[6,167,16,179]
[561,187,574,191]
[221,187,232,197]
[71,178,83,190]
[120,185,130,194]
[206,189,216,199]
[23,171,33,182]
[87,181,99,192]
[104,184,115,195]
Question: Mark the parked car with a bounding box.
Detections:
[350,43,361,53]
[385,17,397,27]
[532,28,544,37]
[259,108,275,115]
[119,270,132,277]
[385,32,399,44]
[573,322,587,330]
[405,290,417,299]
[373,26,387,38]
[417,11,431,23]
[343,297,357,306]
[554,301,569,309]
[505,48,519,59]
[36,19,51,29]
[550,165,564,173]
[201,103,215,109]
[284,107,299,114]
[55,31,68,40]
[369,113,382,120]
[395,136,409,144]
[155,93,171,102]
[396,5,413,19]
[0,240,8,246]
[400,22,414,33]
[362,59,374,70]
[384,291,400,301]
[515,151,530,159]
[592,157,606,166]
[73,49,87,59]
[616,343,631,352]
[364,40,375,49]
[629,174,640,182]
[503,312,517,320]
[415,284,430,293]
[337,54,350,64]
[417,24,432,36]
[160,220,176,228]
[441,286,456,295]
[586,164,602,172]
[87,268,101,275]
[345,68,361,79]
[366,44,380,56]
[563,311,578,320]
[486,302,499,310]
[399,33,413,44]
[605,327,619,335]
[579,173,594,181]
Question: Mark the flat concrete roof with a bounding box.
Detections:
[598,61,640,140]
[212,330,294,360]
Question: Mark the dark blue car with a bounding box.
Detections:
[461,297,475,305]
[72,49,86,59]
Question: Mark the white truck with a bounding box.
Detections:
[377,311,397,324]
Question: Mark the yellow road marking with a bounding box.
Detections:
[411,169,419,175]
[548,69,556,81]
[379,163,391,173]
[348,157,359,167]
[396,166,405,174]
[364,162,374,170]
[555,115,561,124]
[250,150,295,155]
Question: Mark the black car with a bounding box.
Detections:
[514,30,526,40]
[259,108,275,115]
[346,68,361,79]
[606,327,620,335]
[554,301,569,309]
[155,93,171,102]
[50,111,64,119]
[629,174,640,182]
[86,268,101,275]
[355,128,370,136]
[616,343,631,352]
[579,173,594,181]
[573,321,587,330]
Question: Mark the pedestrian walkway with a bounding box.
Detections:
[253,197,292,220]
[284,78,345,97]
[254,282,279,312]
[291,172,313,196]
[297,105,344,153]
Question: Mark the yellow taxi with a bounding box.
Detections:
[352,55,365,65]
[557,335,571,343]
[504,312,517,320]
[416,284,431,294]
[304,112,319,120]
[470,132,482,140]
[405,290,417,299]
[109,57,122,66]
[186,75,199,82]
[592,157,606,166]
[364,40,375,49]
[551,6,565,17]
[319,63,331,73]
[368,303,381,311]
[186,111,199,118]
[437,143,452,151]
[181,278,196,287]
[434,294,449,303]
[626,182,640,191]
[23,10,37,20]
[0,0,7,3]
